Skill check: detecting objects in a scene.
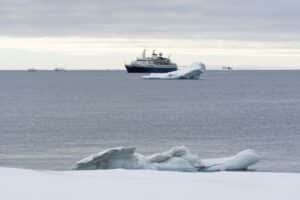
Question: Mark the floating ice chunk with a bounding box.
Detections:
[147,146,203,172]
[202,149,260,171]
[142,63,206,80]
[73,146,260,172]
[147,146,190,163]
[74,147,143,170]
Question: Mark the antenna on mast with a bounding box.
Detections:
[142,49,146,58]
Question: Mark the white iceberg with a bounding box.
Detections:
[142,63,206,80]
[201,149,260,171]
[72,146,260,172]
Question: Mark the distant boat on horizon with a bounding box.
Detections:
[125,49,178,73]
[222,66,232,71]
[27,68,37,72]
[53,68,66,72]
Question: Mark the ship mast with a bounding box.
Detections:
[142,49,146,58]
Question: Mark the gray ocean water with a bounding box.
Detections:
[0,70,299,172]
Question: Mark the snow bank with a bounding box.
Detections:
[73,146,259,172]
[1,167,300,200]
[142,63,206,80]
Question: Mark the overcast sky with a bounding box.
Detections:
[1,0,300,69]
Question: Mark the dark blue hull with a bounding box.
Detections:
[125,65,177,73]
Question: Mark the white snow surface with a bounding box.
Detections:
[73,146,260,172]
[142,63,206,80]
[1,167,300,200]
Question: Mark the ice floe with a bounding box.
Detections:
[142,63,206,80]
[72,146,260,172]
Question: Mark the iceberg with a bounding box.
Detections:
[201,149,260,171]
[142,63,206,80]
[72,146,260,172]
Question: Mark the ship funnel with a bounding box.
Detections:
[152,50,157,56]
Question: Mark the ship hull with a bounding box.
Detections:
[125,65,177,73]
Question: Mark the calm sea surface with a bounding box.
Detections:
[0,70,299,172]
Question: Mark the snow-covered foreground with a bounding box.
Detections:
[1,167,299,200]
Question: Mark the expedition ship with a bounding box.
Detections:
[125,50,177,73]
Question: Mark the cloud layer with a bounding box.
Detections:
[1,0,300,68]
[1,0,300,40]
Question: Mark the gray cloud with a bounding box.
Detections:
[0,0,300,40]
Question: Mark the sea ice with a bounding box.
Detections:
[142,63,206,80]
[73,146,260,172]
[1,167,300,200]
